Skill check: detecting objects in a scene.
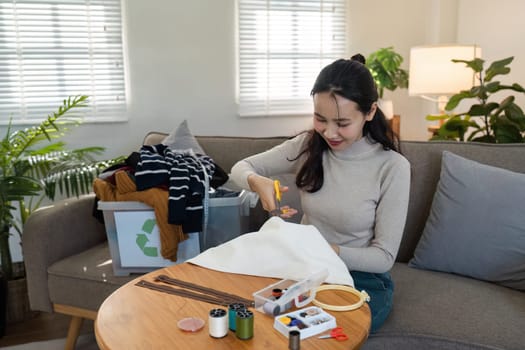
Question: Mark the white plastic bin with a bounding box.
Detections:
[98,189,250,276]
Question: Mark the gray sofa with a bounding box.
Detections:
[23,133,525,350]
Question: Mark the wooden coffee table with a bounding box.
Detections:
[95,263,371,349]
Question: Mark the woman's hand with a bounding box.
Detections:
[247,174,298,219]
[277,205,298,219]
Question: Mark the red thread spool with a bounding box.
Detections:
[272,288,283,299]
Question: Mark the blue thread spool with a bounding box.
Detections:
[228,303,246,331]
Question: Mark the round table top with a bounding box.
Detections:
[95,263,371,350]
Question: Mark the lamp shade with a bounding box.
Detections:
[408,45,481,96]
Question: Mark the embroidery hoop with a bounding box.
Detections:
[312,285,370,311]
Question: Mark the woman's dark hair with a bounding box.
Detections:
[295,54,400,193]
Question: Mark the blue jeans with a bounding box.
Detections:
[352,271,394,333]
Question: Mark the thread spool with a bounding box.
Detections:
[208,308,228,338]
[235,310,254,340]
[263,300,280,316]
[288,330,300,350]
[228,303,246,331]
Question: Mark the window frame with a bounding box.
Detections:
[0,0,128,125]
[236,0,347,118]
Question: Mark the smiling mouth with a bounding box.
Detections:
[327,139,343,146]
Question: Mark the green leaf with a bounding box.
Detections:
[466,128,485,141]
[485,56,513,82]
[452,58,484,73]
[0,176,42,200]
[28,142,67,155]
[467,103,498,117]
[433,126,460,141]
[425,114,450,121]
[39,152,121,200]
[445,91,471,110]
[499,95,515,109]
[494,123,522,143]
[443,116,480,141]
[484,81,501,93]
[504,103,525,130]
[80,169,88,194]
[471,134,496,142]
[510,83,525,93]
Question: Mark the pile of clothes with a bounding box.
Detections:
[94,144,229,261]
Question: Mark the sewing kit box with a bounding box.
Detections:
[98,190,250,276]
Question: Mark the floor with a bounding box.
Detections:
[0,311,94,347]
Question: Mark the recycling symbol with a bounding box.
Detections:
[135,218,159,257]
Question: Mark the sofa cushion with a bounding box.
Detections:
[161,120,206,154]
[363,263,525,350]
[409,151,525,291]
[48,243,137,311]
[396,141,525,263]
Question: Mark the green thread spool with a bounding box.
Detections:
[228,303,246,331]
[235,310,254,340]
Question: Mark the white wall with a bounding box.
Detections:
[5,0,525,262]
[59,0,462,161]
[457,0,525,108]
[5,0,525,157]
[347,0,457,142]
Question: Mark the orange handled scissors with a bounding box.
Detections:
[318,327,349,341]
[270,179,282,216]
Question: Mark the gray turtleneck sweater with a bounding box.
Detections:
[230,133,410,273]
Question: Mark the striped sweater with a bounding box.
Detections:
[135,144,216,233]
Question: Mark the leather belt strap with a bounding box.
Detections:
[136,275,255,307]
[155,274,254,306]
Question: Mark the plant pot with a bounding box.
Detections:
[5,262,34,324]
[0,270,6,337]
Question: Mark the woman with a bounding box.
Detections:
[230,55,410,332]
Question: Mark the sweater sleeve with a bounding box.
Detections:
[230,134,307,189]
[339,156,411,273]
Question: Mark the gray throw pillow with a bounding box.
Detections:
[409,151,525,291]
[162,120,205,154]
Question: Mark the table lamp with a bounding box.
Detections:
[408,44,481,115]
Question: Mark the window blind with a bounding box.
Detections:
[237,0,346,117]
[0,0,126,124]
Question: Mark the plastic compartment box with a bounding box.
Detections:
[98,189,250,276]
[273,306,336,339]
[252,270,328,316]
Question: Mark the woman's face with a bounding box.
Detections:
[313,92,376,151]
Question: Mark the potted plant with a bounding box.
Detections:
[427,57,525,142]
[0,95,122,322]
[366,46,409,119]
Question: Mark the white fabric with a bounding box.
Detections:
[188,217,354,286]
[230,133,411,273]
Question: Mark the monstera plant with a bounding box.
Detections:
[0,95,122,280]
[427,56,525,142]
[366,46,409,119]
